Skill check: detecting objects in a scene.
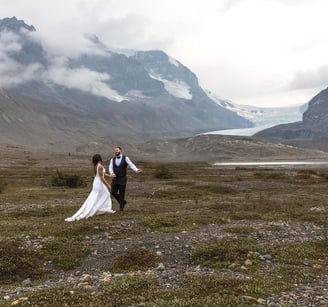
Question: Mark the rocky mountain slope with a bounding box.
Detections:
[255,87,328,151]
[0,17,252,151]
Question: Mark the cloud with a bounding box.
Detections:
[0,30,22,52]
[32,28,109,59]
[221,0,246,11]
[0,29,44,87]
[0,60,43,88]
[0,27,126,101]
[42,58,126,102]
[289,66,328,90]
[0,0,328,107]
[94,14,160,50]
[268,0,322,5]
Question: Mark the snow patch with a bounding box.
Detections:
[126,90,147,99]
[168,57,179,67]
[149,72,192,100]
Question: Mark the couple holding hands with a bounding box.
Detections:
[65,146,142,222]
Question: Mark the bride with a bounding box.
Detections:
[65,154,115,222]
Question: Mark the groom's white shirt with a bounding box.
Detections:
[109,155,138,175]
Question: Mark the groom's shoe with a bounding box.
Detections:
[119,201,127,211]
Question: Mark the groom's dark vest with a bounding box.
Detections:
[113,156,128,184]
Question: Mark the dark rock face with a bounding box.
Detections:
[0,16,36,32]
[302,87,328,133]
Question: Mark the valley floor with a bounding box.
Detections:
[0,148,327,306]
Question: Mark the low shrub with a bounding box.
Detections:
[51,170,85,188]
[153,165,174,179]
[189,237,259,269]
[0,239,48,284]
[40,238,92,270]
[20,275,159,306]
[0,178,8,193]
[110,248,160,272]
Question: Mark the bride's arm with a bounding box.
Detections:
[98,165,111,191]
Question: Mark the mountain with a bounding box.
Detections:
[0,17,251,150]
[203,90,306,136]
[254,87,328,151]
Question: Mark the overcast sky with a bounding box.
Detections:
[1,0,328,107]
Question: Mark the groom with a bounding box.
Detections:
[108,146,142,211]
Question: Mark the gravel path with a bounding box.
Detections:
[1,220,327,306]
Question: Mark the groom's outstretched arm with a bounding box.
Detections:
[108,158,116,177]
[126,156,143,173]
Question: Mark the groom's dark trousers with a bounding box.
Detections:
[111,179,126,211]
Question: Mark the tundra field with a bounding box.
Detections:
[0,148,327,306]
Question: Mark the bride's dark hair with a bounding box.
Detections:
[92,154,102,166]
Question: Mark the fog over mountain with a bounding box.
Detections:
[0,17,256,150]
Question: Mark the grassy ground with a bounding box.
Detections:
[0,155,327,306]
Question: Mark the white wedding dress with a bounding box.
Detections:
[65,164,115,222]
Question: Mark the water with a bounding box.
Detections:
[213,161,328,167]
[203,125,273,136]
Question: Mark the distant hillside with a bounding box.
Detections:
[0,17,251,151]
[2,133,328,171]
[74,134,328,164]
